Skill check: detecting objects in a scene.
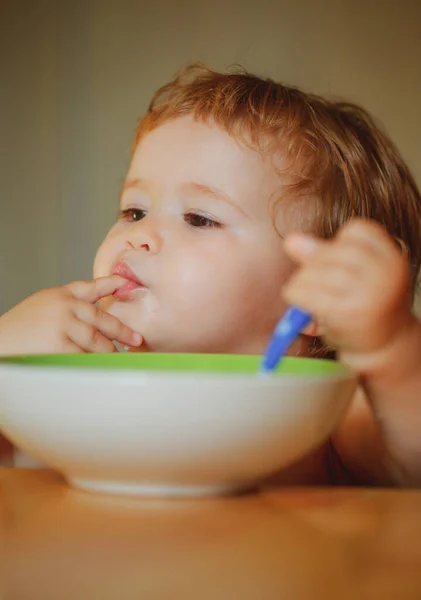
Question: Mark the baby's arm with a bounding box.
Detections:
[284,220,421,486]
[332,324,421,486]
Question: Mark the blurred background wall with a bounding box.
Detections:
[1,0,420,313]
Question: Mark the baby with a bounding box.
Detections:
[1,64,421,485]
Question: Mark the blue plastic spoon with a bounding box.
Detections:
[261,306,312,374]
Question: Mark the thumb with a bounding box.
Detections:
[284,233,321,264]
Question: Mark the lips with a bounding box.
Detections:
[111,261,145,300]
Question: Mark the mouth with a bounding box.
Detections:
[111,261,146,300]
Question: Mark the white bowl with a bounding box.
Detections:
[0,353,356,497]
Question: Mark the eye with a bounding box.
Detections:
[119,208,147,222]
[184,213,221,229]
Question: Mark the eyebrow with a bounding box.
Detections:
[120,178,150,197]
[182,181,250,217]
[121,178,249,217]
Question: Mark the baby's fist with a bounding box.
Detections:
[283,219,415,372]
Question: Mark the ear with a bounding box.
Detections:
[302,321,319,338]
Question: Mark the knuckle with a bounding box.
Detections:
[85,325,99,347]
[92,330,110,352]
[340,221,381,248]
[92,329,104,349]
[73,279,90,287]
[96,310,116,336]
[85,302,99,322]
[76,300,99,324]
[341,218,379,236]
[340,245,369,266]
[65,280,81,294]
[91,330,113,352]
[95,306,107,322]
[66,279,92,299]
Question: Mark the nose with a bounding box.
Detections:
[126,220,163,255]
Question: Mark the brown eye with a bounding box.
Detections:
[119,208,147,222]
[184,213,221,228]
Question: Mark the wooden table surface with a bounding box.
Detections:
[2,468,421,599]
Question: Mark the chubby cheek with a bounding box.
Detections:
[168,249,287,335]
[103,293,157,335]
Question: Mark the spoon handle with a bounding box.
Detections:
[261,306,312,373]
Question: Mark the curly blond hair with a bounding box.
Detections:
[133,63,421,297]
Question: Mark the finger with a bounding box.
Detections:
[66,276,127,303]
[314,243,378,273]
[302,320,319,337]
[337,219,395,256]
[285,264,355,306]
[60,338,88,354]
[285,220,396,267]
[284,285,348,330]
[284,234,323,264]
[72,301,142,347]
[285,230,378,269]
[291,247,379,284]
[67,318,117,353]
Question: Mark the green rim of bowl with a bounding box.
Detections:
[0,353,350,376]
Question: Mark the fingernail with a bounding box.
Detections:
[132,333,142,345]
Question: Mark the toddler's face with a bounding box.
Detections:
[94,116,297,353]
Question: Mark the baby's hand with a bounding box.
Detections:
[283,219,416,374]
[0,276,142,355]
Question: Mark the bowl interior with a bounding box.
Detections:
[0,353,348,377]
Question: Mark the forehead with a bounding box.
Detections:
[127,116,287,212]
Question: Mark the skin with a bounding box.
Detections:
[283,222,421,486]
[0,277,142,355]
[93,116,301,354]
[1,116,421,485]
